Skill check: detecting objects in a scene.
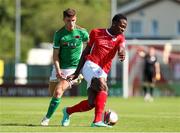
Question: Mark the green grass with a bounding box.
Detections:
[0,97,180,132]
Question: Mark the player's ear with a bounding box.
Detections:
[112,22,116,27]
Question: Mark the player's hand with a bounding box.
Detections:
[118,47,125,62]
[155,73,161,81]
[56,71,66,79]
[67,73,79,81]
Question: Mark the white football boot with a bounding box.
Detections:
[41,116,50,126]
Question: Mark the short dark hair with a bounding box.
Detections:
[63,8,76,18]
[112,13,127,22]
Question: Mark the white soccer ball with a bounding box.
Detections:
[103,109,118,126]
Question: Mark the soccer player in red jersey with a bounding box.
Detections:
[61,13,127,127]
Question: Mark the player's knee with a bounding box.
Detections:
[91,77,108,92]
[53,87,64,98]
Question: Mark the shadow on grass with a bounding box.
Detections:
[0,123,58,127]
[0,123,90,128]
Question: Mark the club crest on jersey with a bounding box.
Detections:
[63,42,68,45]
[112,38,117,41]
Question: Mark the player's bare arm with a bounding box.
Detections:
[155,62,161,81]
[118,47,126,62]
[68,45,91,80]
[53,48,63,79]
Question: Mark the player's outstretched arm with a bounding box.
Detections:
[118,47,126,62]
[155,62,161,81]
[71,45,91,79]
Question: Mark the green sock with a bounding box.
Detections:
[46,97,61,119]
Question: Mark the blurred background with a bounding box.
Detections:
[0,0,180,97]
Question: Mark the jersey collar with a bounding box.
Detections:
[106,29,117,41]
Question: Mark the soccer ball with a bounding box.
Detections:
[103,109,118,126]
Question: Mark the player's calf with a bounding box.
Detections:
[87,77,108,106]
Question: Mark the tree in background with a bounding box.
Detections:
[0,0,111,62]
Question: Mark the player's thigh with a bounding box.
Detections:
[54,79,70,92]
[82,61,108,88]
[82,62,94,87]
[48,80,58,96]
[87,77,108,105]
[53,79,68,97]
[91,77,108,92]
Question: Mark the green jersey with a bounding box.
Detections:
[53,26,89,69]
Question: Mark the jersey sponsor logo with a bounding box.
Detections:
[75,35,80,38]
[69,42,77,48]
[98,39,115,49]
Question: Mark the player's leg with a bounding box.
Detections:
[62,99,94,126]
[144,82,150,101]
[61,84,95,127]
[46,79,69,117]
[48,65,57,96]
[48,80,58,97]
[61,86,95,126]
[83,61,110,127]
[64,85,96,116]
[90,78,109,125]
[41,68,78,126]
[61,86,97,126]
[41,66,58,126]
[149,81,154,96]
[64,78,98,116]
[62,78,110,127]
[144,82,154,102]
[41,79,68,126]
[61,61,95,126]
[66,86,95,116]
[149,82,155,101]
[143,83,147,96]
[145,73,154,102]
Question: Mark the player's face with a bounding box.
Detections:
[113,19,127,35]
[149,47,155,56]
[64,16,76,31]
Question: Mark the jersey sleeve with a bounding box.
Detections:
[82,29,89,42]
[53,32,60,49]
[87,29,96,47]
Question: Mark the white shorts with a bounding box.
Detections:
[49,65,76,81]
[82,60,107,88]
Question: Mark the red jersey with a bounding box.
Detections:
[86,29,126,74]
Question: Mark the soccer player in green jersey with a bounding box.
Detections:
[41,8,89,126]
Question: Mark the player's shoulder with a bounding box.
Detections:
[75,25,89,35]
[75,25,87,31]
[75,25,85,30]
[117,33,125,38]
[90,28,105,35]
[117,33,125,41]
[55,27,65,34]
[91,28,104,32]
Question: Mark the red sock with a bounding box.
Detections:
[66,100,94,115]
[93,91,107,123]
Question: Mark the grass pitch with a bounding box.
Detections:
[0,97,180,132]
